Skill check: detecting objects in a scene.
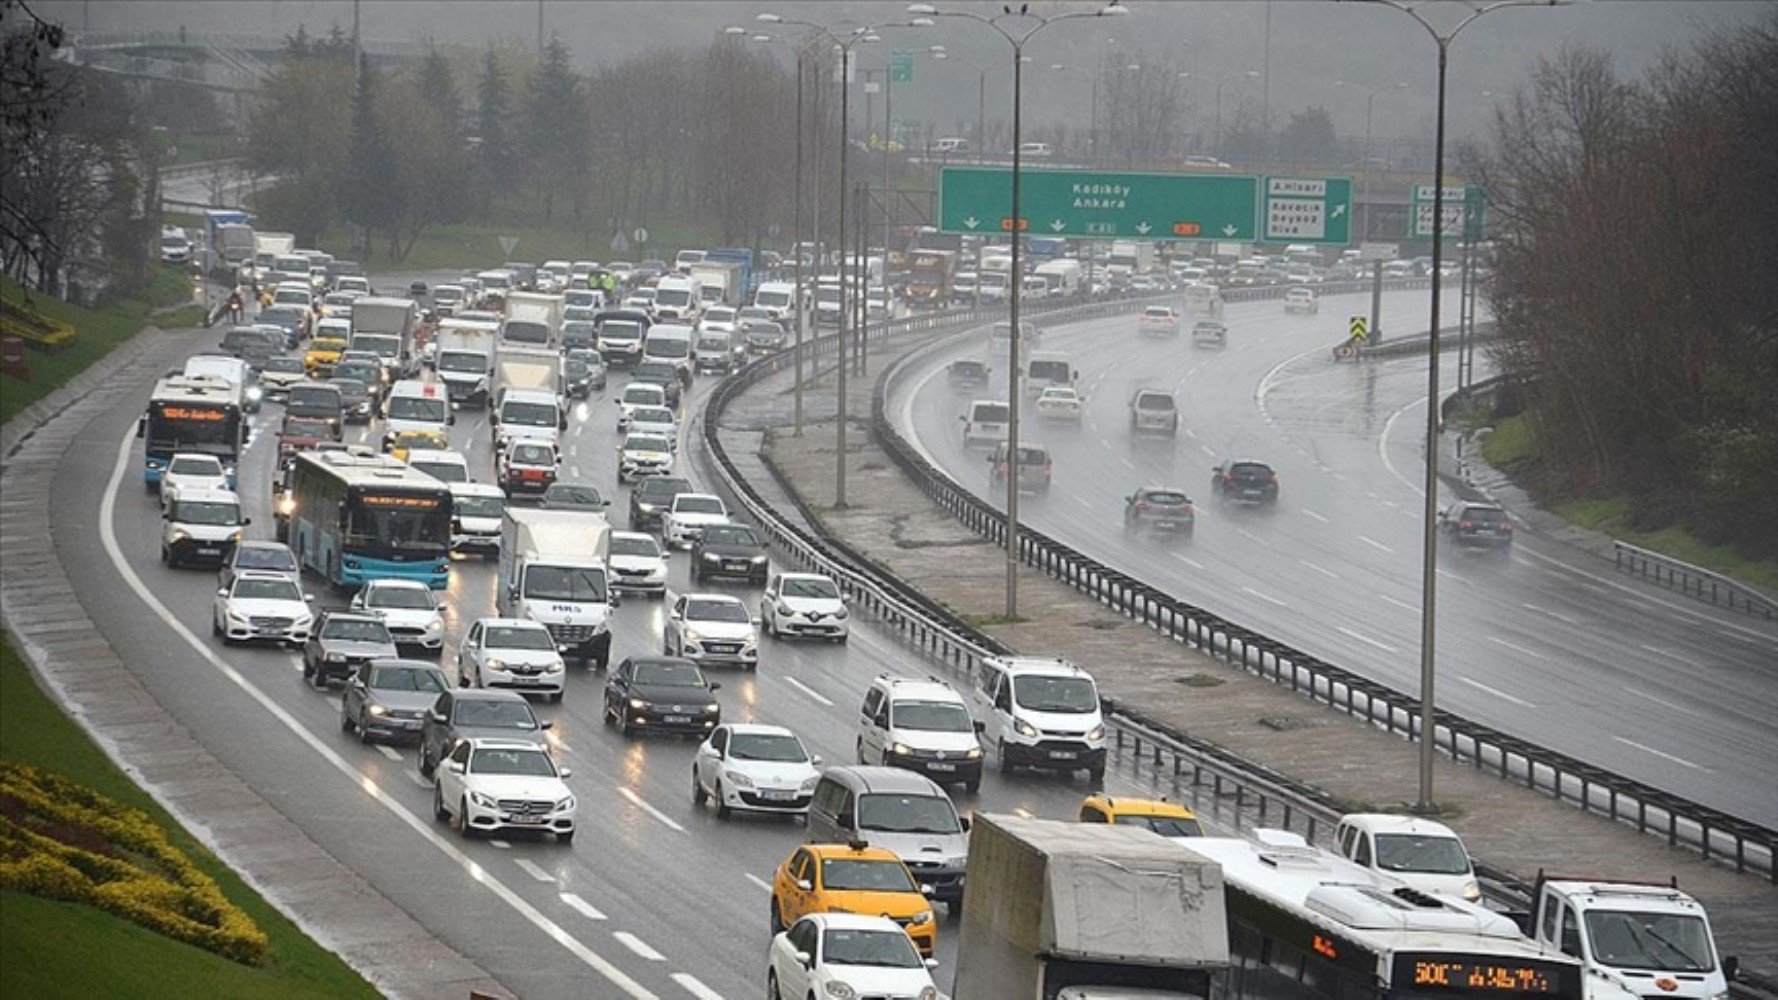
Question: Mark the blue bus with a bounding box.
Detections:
[138,375,247,488]
[285,449,452,589]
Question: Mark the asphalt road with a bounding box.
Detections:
[891,287,1778,829]
[50,288,1241,998]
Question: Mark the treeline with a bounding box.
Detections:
[1470,19,1778,558]
[247,28,834,260]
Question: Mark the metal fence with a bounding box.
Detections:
[1614,541,1776,620]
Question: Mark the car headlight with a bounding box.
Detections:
[699,552,719,562]
[965,746,983,759]
[799,774,820,792]
[555,795,576,813]
[292,614,313,628]
[246,386,263,401]
[276,494,296,516]
[225,608,247,623]
[468,791,495,808]
[228,530,244,543]
[367,704,389,717]
[485,658,506,671]
[834,607,849,620]
[824,983,857,1000]
[890,742,913,757]
[545,659,565,674]
[324,652,346,662]
[1013,718,1039,739]
[628,698,648,710]
[907,909,934,926]
[722,770,755,788]
[703,702,720,714]
[749,554,767,564]
[1462,881,1481,901]
[919,988,939,1000]
[1087,724,1106,742]
[170,529,190,543]
[681,629,703,645]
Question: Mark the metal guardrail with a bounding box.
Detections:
[1613,541,1777,620]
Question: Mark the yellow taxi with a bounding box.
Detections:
[303,335,350,376]
[771,842,936,957]
[385,428,449,462]
[1077,795,1204,837]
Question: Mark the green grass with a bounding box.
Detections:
[0,270,201,425]
[310,217,724,273]
[0,633,378,998]
[1479,413,1537,477]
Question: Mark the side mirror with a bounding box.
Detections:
[973,720,986,734]
[708,682,721,692]
[447,412,456,426]
[303,593,316,602]
[925,958,940,970]
[428,710,446,723]
[446,760,466,773]
[217,588,229,597]
[836,812,854,829]
[919,883,935,897]
[540,720,554,730]
[810,755,823,766]
[794,880,812,892]
[240,517,252,526]
[559,767,572,779]
[751,617,762,627]
[669,610,683,620]
[1724,957,1739,983]
[609,593,622,609]
[960,815,971,832]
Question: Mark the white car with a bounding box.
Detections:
[661,493,729,548]
[1284,286,1320,314]
[627,404,679,450]
[615,382,668,431]
[457,618,568,702]
[664,593,759,669]
[350,578,445,657]
[616,432,675,483]
[212,570,314,647]
[608,530,668,596]
[1034,385,1086,423]
[160,452,233,499]
[759,572,849,643]
[432,738,576,842]
[1138,305,1180,337]
[768,914,939,1000]
[692,723,821,818]
[699,306,738,333]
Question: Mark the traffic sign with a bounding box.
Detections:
[498,235,519,256]
[633,227,649,244]
[609,231,630,254]
[890,50,914,84]
[1262,176,1353,245]
[1349,315,1368,341]
[938,167,1261,241]
[1410,184,1486,240]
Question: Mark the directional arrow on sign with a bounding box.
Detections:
[1330,204,1347,219]
[1222,224,1239,236]
[963,217,979,230]
[1135,222,1152,235]
[1049,220,1066,232]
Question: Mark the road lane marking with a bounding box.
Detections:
[1378,594,1418,613]
[1521,602,1578,625]
[1298,559,1340,580]
[488,839,511,849]
[1513,545,1776,645]
[514,859,557,883]
[1171,553,1205,571]
[613,932,665,961]
[1379,395,1428,495]
[375,745,402,762]
[1487,636,1547,660]
[1336,626,1397,653]
[407,771,433,789]
[671,973,725,1000]
[1639,644,1706,671]
[1458,676,1536,708]
[570,465,581,478]
[1200,444,1217,457]
[1300,508,1329,523]
[97,428,660,1000]
[1236,528,1271,547]
[1241,586,1289,608]
[1435,567,1471,585]
[617,785,685,832]
[560,892,608,921]
[1626,688,1702,718]
[782,676,834,707]
[1358,535,1395,554]
[1614,736,1711,772]
[744,873,773,893]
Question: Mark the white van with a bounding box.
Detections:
[642,323,695,382]
[160,487,249,568]
[972,656,1106,782]
[381,380,452,449]
[1334,814,1480,901]
[856,674,983,793]
[1022,352,1076,397]
[653,276,703,323]
[752,281,797,323]
[961,399,1010,447]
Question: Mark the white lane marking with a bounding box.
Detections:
[406,771,433,789]
[1236,528,1271,547]
[1614,736,1711,773]
[1298,559,1340,580]
[613,931,666,962]
[1337,626,1397,653]
[570,464,582,478]
[671,973,725,1000]
[617,785,685,833]
[1378,394,1428,496]
[1638,644,1707,671]
[1435,567,1471,585]
[744,873,773,894]
[1626,688,1702,718]
[1514,541,1776,645]
[514,859,558,883]
[97,429,659,1000]
[1171,553,1205,571]
[488,839,511,849]
[1358,535,1395,554]
[1241,586,1289,608]
[1458,676,1537,708]
[1521,602,1578,625]
[375,745,402,762]
[1014,807,1034,819]
[1300,507,1329,523]
[560,891,608,921]
[782,675,834,707]
[1379,594,1419,613]
[1199,444,1216,457]
[1487,635,1547,661]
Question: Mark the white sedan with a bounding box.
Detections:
[350,578,445,657]
[768,914,938,1000]
[759,573,849,643]
[664,593,759,669]
[432,738,576,843]
[607,530,668,596]
[1034,385,1086,423]
[661,493,729,548]
[628,404,679,450]
[212,570,314,647]
[161,452,233,499]
[616,432,675,483]
[456,618,567,702]
[692,723,821,818]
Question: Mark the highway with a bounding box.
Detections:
[888,286,1778,830]
[48,284,1246,998]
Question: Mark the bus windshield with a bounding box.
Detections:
[146,402,242,458]
[345,491,450,557]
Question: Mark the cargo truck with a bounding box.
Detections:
[501,291,564,349]
[907,249,957,306]
[705,247,757,299]
[952,813,1228,1000]
[432,318,500,407]
[348,297,419,379]
[492,346,561,412]
[1106,241,1155,279]
[496,507,617,667]
[689,260,744,308]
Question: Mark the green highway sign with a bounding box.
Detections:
[939,167,1260,241]
[890,50,914,83]
[1411,184,1486,240]
[1263,176,1353,244]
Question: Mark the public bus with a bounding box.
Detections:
[138,374,247,488]
[284,448,452,589]
[1188,832,1587,1000]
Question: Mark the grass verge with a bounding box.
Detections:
[0,632,377,999]
[1,270,204,425]
[305,217,723,273]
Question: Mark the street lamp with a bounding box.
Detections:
[1212,70,1259,160]
[1358,0,1567,815]
[758,11,932,508]
[909,1,1129,620]
[1335,78,1407,241]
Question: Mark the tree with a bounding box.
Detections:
[473,47,514,219]
[376,67,470,260]
[525,34,587,223]
[342,62,399,257]
[1276,106,1338,165]
[242,34,352,240]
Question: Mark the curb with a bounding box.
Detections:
[0,322,509,999]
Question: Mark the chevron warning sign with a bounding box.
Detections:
[1349,315,1368,341]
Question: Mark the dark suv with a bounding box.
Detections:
[948,359,990,390]
[1210,460,1279,505]
[1123,487,1196,537]
[1440,501,1513,551]
[302,611,398,689]
[691,523,769,584]
[629,475,693,531]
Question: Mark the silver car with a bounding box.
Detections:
[341,659,451,743]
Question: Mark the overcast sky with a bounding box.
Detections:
[39,0,1769,143]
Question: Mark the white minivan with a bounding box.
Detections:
[1334,813,1481,901]
[381,379,452,450]
[857,675,983,794]
[961,399,1010,447]
[972,656,1106,783]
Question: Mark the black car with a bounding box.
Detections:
[418,688,552,777]
[1210,460,1279,505]
[564,357,595,398]
[691,523,770,584]
[630,360,683,409]
[332,360,386,404]
[629,475,693,531]
[603,656,721,738]
[741,318,786,354]
[539,482,608,511]
[328,376,375,423]
[285,382,344,425]
[257,305,309,347]
[220,326,284,359]
[948,358,990,390]
[1123,487,1196,537]
[302,611,399,690]
[562,320,599,352]
[1440,501,1514,551]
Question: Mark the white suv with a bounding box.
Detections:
[857,674,983,793]
[972,656,1107,783]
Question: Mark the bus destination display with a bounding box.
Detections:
[156,405,230,422]
[1399,957,1560,994]
[359,493,446,511]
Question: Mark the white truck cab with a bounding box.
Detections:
[1529,876,1733,1000]
[496,508,617,668]
[449,481,506,556]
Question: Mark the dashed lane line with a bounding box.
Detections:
[1300,508,1329,523]
[1521,602,1578,626]
[1487,635,1547,661]
[1626,688,1702,718]
[1336,626,1397,653]
[375,744,402,762]
[1358,535,1395,554]
[514,859,557,883]
[1614,736,1711,773]
[560,892,608,921]
[1298,559,1340,580]
[782,675,834,707]
[744,873,773,894]
[613,932,666,962]
[1458,676,1537,709]
[671,973,726,1000]
[1241,586,1289,608]
[1378,594,1419,613]
[617,786,685,833]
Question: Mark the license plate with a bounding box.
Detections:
[928,763,956,772]
[401,720,422,730]
[513,676,540,685]
[253,628,283,636]
[196,547,221,556]
[505,814,547,825]
[1048,750,1077,760]
[726,561,749,571]
[663,715,691,725]
[760,789,796,801]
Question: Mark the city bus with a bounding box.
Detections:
[284,448,452,589]
[137,374,247,489]
[1187,832,1588,1000]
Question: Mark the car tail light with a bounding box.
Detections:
[1269,473,1279,484]
[1134,499,1149,509]
[1183,504,1195,515]
[1459,519,1474,530]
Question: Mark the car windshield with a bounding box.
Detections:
[367,586,432,610]
[564,359,588,378]
[645,337,689,359]
[638,478,691,499]
[485,625,556,650]
[335,364,379,382]
[686,599,749,623]
[283,418,332,437]
[236,547,296,572]
[634,661,705,687]
[782,577,839,600]
[821,858,917,893]
[172,501,240,525]
[601,321,643,341]
[623,386,664,405]
[437,353,486,373]
[170,456,222,476]
[234,578,301,602]
[455,495,505,519]
[369,665,445,693]
[509,444,554,465]
[857,794,961,835]
[655,289,692,308]
[633,363,676,383]
[502,401,557,427]
[521,567,607,603]
[322,618,390,643]
[544,486,602,507]
[263,358,304,374]
[387,396,447,422]
[697,338,728,352]
[1013,675,1098,714]
[1145,308,1173,318]
[329,380,368,401]
[1459,506,1507,525]
[1582,911,1715,972]
[410,462,466,484]
[701,525,758,547]
[893,700,973,733]
[973,404,1009,423]
[1231,463,1273,478]
[453,699,537,729]
[626,436,671,456]
[1374,834,1471,875]
[1029,361,1069,381]
[727,732,807,762]
[633,407,672,425]
[609,535,660,558]
[503,321,549,344]
[1115,814,1204,838]
[822,928,923,969]
[469,747,556,777]
[1144,491,1190,506]
[1137,394,1175,411]
[675,497,723,515]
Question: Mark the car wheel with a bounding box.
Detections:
[310,667,329,690]
[419,747,436,777]
[340,709,353,733]
[617,710,632,737]
[855,738,867,764]
[211,614,222,637]
[457,798,473,838]
[998,739,1015,775]
[769,897,786,935]
[714,781,731,820]
[768,969,782,1000]
[432,783,449,822]
[692,767,708,807]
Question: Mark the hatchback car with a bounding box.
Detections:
[1123,486,1196,537]
[1129,388,1180,436]
[1034,385,1086,423]
[1192,319,1229,348]
[691,723,821,819]
[603,656,722,737]
[497,440,560,497]
[1210,459,1279,505]
[432,738,576,842]
[759,573,849,643]
[218,540,299,590]
[341,659,450,743]
[947,358,990,390]
[662,493,729,547]
[1439,500,1513,551]
[767,913,939,1000]
[988,442,1052,494]
[349,578,445,656]
[1078,794,1204,837]
[1139,305,1180,336]
[664,593,760,669]
[457,618,568,701]
[690,523,769,584]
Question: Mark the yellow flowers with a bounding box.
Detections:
[0,762,269,966]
